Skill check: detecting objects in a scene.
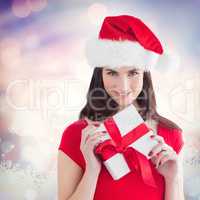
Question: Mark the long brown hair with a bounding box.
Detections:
[79,67,181,130]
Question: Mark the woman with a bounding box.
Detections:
[57,15,185,200]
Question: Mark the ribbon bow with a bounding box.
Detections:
[95,117,157,188]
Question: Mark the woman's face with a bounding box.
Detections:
[102,66,144,110]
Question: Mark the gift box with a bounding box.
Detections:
[94,104,158,187]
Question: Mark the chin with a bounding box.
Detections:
[111,95,135,106]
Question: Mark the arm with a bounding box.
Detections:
[57,150,100,200]
[164,151,185,200]
[149,134,185,200]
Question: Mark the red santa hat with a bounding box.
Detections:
[85,15,176,70]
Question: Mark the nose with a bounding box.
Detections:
[116,76,131,94]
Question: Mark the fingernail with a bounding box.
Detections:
[94,124,100,127]
[156,165,158,169]
[156,162,159,168]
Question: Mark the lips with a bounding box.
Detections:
[109,91,132,99]
[118,92,132,96]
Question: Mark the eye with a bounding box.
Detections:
[107,71,118,76]
[128,71,139,76]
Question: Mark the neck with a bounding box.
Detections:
[118,101,139,111]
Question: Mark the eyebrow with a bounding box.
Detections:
[105,69,118,72]
[105,68,139,73]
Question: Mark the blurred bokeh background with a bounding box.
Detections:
[0,0,200,199]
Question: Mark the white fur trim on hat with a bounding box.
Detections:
[155,52,180,72]
[85,37,160,70]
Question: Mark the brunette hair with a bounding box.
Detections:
[79,67,181,130]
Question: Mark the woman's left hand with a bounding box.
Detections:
[149,135,179,180]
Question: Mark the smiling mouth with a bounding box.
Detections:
[118,92,132,96]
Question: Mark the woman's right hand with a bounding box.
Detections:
[80,119,106,175]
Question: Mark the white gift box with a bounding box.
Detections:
[95,104,158,180]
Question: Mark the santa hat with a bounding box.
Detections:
[85,15,177,70]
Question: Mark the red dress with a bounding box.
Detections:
[58,119,184,200]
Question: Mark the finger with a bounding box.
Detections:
[154,150,169,168]
[150,150,165,166]
[83,124,96,133]
[156,149,177,168]
[150,155,157,165]
[85,136,105,150]
[151,135,165,144]
[81,125,97,146]
[149,143,163,157]
[85,131,107,144]
[86,133,107,145]
[82,124,97,137]
[149,141,170,157]
[88,130,107,140]
[157,154,171,168]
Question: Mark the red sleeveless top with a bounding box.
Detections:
[58,119,184,200]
